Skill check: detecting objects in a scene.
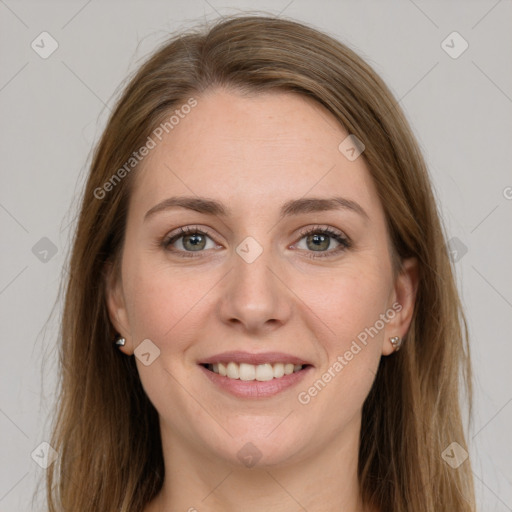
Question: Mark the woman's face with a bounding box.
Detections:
[107,88,417,468]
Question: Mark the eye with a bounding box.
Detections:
[163,226,220,256]
[162,225,351,259]
[294,226,351,258]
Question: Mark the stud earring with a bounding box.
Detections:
[114,336,126,348]
[390,336,402,352]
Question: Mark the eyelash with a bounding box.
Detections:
[162,225,352,259]
[296,225,351,259]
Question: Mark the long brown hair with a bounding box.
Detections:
[46,14,475,511]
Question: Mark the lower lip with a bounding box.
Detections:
[199,364,313,398]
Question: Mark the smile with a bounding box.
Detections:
[199,362,313,399]
[203,362,308,381]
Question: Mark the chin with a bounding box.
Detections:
[206,424,312,469]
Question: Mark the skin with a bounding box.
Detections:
[106,88,418,512]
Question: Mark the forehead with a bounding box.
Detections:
[131,88,380,217]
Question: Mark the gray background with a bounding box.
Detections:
[1,0,511,510]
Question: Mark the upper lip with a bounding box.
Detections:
[199,351,312,366]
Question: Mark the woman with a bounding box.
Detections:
[46,15,475,512]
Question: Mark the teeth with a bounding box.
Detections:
[239,363,256,381]
[207,362,305,381]
[255,363,274,381]
[273,363,284,378]
[226,362,239,379]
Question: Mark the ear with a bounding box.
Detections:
[104,260,133,355]
[382,257,419,356]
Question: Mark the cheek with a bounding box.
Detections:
[291,261,391,410]
[294,261,391,348]
[122,254,214,347]
[121,259,214,411]
[294,275,387,426]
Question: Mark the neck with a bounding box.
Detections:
[147,414,372,512]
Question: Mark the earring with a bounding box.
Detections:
[114,336,126,348]
[390,336,402,352]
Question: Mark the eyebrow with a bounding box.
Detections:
[144,195,369,221]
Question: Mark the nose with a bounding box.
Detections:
[217,244,292,335]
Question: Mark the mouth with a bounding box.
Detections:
[200,362,312,382]
[198,351,314,398]
[198,358,314,399]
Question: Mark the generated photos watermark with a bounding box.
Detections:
[297,301,402,405]
[94,97,198,199]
